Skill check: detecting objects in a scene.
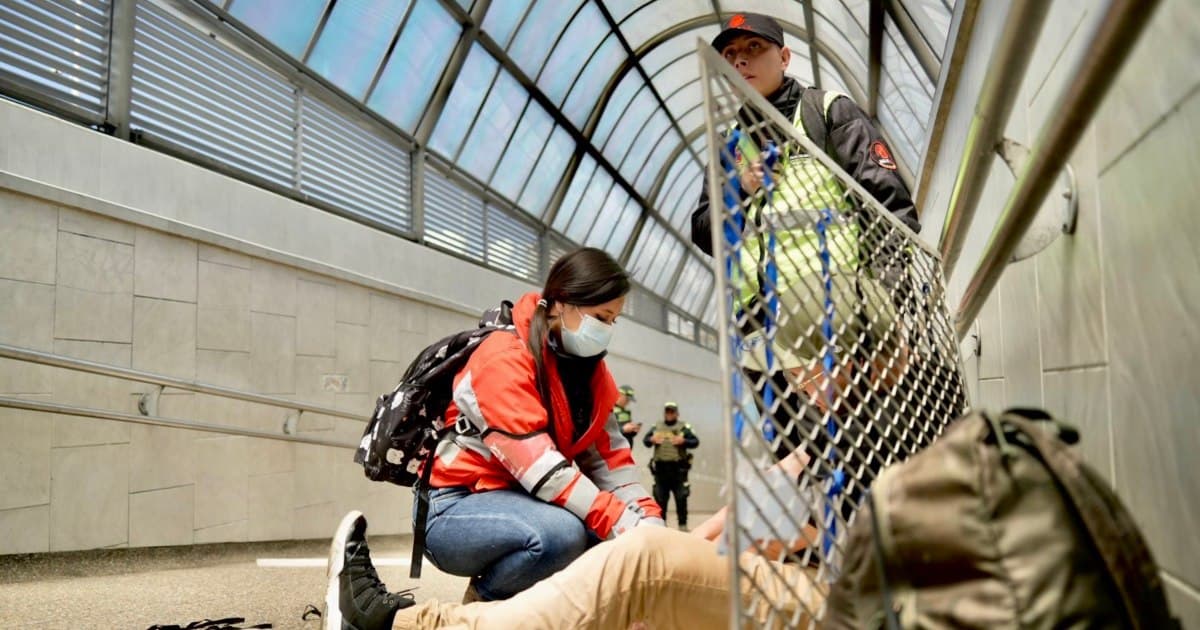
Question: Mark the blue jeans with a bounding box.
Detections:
[415,487,589,600]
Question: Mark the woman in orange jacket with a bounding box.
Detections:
[417,247,664,601]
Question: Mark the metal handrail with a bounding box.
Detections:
[955,0,1161,340]
[937,0,1051,279]
[0,342,366,422]
[0,396,356,449]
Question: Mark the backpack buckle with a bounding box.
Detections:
[454,415,477,436]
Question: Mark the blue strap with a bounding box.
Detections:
[720,131,747,440]
[758,142,781,444]
[816,207,844,559]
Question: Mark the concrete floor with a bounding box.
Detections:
[0,513,704,629]
[0,534,466,630]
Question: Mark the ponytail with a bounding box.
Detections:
[527,297,555,424]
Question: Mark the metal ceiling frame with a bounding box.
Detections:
[38,0,955,331]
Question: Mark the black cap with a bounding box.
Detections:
[712,13,785,52]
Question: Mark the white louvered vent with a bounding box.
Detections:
[131,0,295,187]
[300,96,412,234]
[485,204,540,283]
[0,0,110,121]
[424,166,485,262]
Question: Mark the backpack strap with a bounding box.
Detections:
[997,409,1179,630]
[409,443,439,580]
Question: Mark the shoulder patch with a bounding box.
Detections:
[870,140,897,170]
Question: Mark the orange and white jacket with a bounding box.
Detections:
[429,292,663,539]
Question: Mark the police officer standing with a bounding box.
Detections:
[644,402,699,529]
[613,384,641,446]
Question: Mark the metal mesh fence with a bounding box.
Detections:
[698,44,969,628]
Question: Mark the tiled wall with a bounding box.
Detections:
[0,192,485,552]
[927,0,1200,622]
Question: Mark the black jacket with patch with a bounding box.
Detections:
[690,76,920,255]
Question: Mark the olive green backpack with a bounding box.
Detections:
[824,408,1178,629]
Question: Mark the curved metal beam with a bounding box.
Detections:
[583,16,868,141]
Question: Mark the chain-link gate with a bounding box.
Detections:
[697,43,969,628]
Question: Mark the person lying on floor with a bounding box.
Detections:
[323,452,819,630]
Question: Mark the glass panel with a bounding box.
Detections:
[605,0,649,23]
[306,0,411,98]
[553,153,598,229]
[458,69,527,178]
[508,0,582,76]
[564,167,613,242]
[591,71,642,148]
[628,118,677,195]
[561,33,626,128]
[654,147,695,207]
[428,44,498,159]
[639,34,697,76]
[229,0,325,58]
[537,2,607,105]
[367,1,460,131]
[644,54,694,104]
[618,0,712,49]
[626,219,666,284]
[519,125,574,217]
[675,106,704,140]
[818,55,852,95]
[646,239,685,294]
[584,186,633,255]
[658,157,703,232]
[601,86,655,167]
[481,1,530,48]
[602,197,641,258]
[811,0,870,92]
[900,0,953,59]
[490,99,555,203]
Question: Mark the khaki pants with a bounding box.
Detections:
[394,525,824,630]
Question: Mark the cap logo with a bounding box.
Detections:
[728,14,746,28]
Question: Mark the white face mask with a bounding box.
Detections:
[560,305,614,357]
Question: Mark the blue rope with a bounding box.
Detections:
[758,142,781,444]
[816,207,844,560]
[720,131,747,440]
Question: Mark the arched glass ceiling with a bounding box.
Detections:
[0,0,952,343]
[219,0,953,329]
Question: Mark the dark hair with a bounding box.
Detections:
[527,247,630,421]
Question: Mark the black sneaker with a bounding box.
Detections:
[324,511,414,630]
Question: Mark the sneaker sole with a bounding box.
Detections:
[325,510,365,630]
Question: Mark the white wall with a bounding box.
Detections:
[0,97,722,553]
[920,0,1200,622]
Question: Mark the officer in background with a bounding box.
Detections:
[614,384,641,446]
[644,402,700,529]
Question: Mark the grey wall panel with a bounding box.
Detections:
[976,378,1005,411]
[997,258,1042,407]
[1095,0,1200,171]
[1035,128,1107,370]
[1165,579,1200,630]
[1042,367,1112,485]
[1101,87,1200,587]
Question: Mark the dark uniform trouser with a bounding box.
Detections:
[652,461,689,526]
